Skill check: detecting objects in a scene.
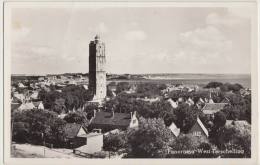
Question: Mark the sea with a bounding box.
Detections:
[109,74,251,88]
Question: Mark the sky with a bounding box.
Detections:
[10,5,253,74]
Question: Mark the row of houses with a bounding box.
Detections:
[60,110,139,154]
[162,84,199,93]
[65,108,217,155]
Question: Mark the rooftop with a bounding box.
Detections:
[202,103,228,114]
[90,111,131,128]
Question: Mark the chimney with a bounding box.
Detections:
[93,109,96,118]
[133,111,136,118]
[112,110,115,118]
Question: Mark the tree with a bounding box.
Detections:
[168,134,215,158]
[205,82,223,89]
[107,88,114,97]
[173,103,199,133]
[39,85,93,113]
[103,133,126,152]
[104,93,143,114]
[126,117,173,158]
[221,93,251,122]
[52,98,66,114]
[116,82,130,94]
[136,83,162,98]
[213,111,226,128]
[219,83,244,93]
[63,112,85,124]
[12,109,67,146]
[222,121,251,158]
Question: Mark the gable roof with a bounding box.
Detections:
[221,97,231,104]
[202,103,227,115]
[18,102,35,111]
[63,123,87,139]
[225,120,250,128]
[30,92,39,99]
[168,122,180,137]
[168,98,178,108]
[90,111,131,128]
[196,118,209,137]
[18,83,26,88]
[13,93,25,101]
[32,101,43,107]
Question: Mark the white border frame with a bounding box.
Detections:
[2,1,258,165]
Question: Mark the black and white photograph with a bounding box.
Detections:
[2,1,259,164]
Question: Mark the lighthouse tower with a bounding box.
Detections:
[89,35,106,100]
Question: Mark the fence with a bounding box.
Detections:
[73,149,107,158]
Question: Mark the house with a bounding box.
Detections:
[18,82,26,88]
[221,97,231,104]
[137,97,160,103]
[83,85,88,90]
[58,113,67,119]
[11,86,17,92]
[125,85,137,94]
[88,110,139,133]
[168,122,180,137]
[68,80,77,85]
[225,120,250,128]
[186,97,195,106]
[111,91,116,97]
[196,98,205,109]
[206,92,214,104]
[240,88,251,97]
[63,123,88,148]
[32,101,44,109]
[29,91,39,100]
[202,103,228,117]
[167,98,178,108]
[107,84,117,92]
[18,102,36,111]
[12,93,25,103]
[129,111,139,128]
[74,132,103,154]
[178,97,184,103]
[208,98,214,104]
[11,103,21,111]
[103,129,120,136]
[38,77,45,81]
[188,118,209,138]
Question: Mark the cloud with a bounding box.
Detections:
[125,30,147,41]
[172,25,233,65]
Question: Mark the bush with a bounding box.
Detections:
[63,112,85,124]
[126,117,173,158]
[103,133,126,152]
